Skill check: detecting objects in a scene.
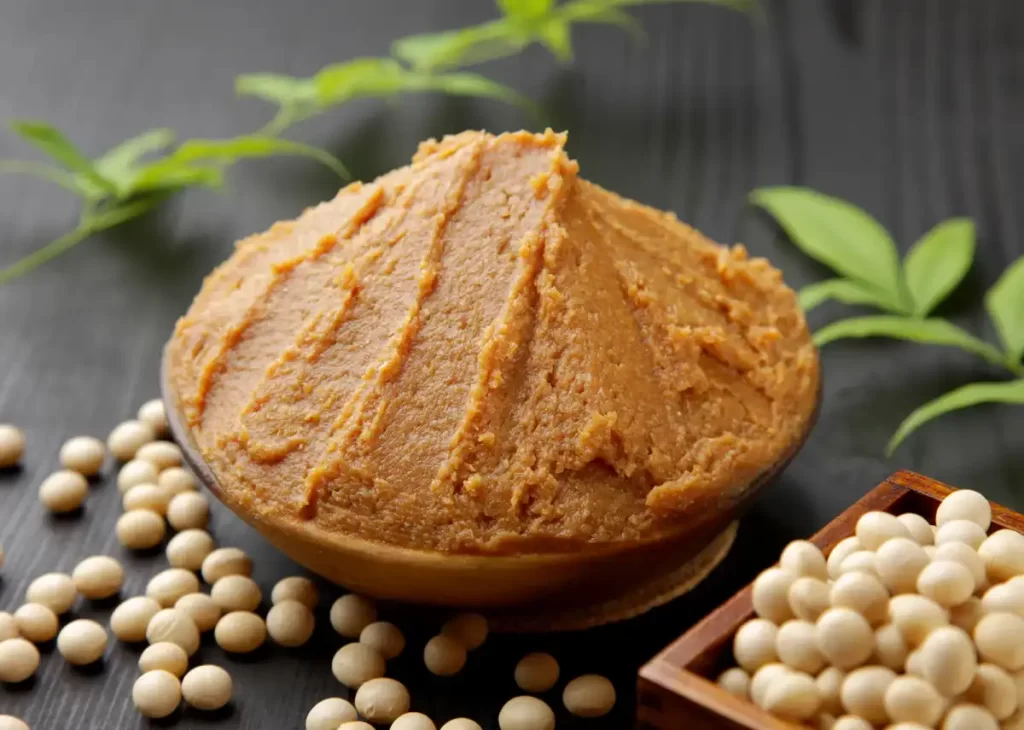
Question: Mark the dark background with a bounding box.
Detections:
[1,0,1022,727]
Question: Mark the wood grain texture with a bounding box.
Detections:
[637,470,1015,730]
[0,1,1022,728]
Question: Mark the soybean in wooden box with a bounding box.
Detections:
[635,470,1023,730]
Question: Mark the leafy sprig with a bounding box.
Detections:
[751,186,1024,453]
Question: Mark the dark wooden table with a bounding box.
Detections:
[1,1,1022,727]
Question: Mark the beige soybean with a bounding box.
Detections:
[25,572,76,614]
[57,619,107,665]
[201,547,253,584]
[132,669,181,719]
[827,537,863,579]
[111,596,162,642]
[832,717,873,730]
[788,577,831,622]
[158,467,197,496]
[917,560,975,607]
[780,541,828,580]
[392,713,436,730]
[897,513,935,545]
[214,611,265,654]
[762,671,821,722]
[0,612,18,641]
[167,492,210,531]
[139,642,189,677]
[978,530,1024,584]
[271,576,319,608]
[108,420,155,461]
[975,612,1024,670]
[0,716,29,730]
[117,509,166,550]
[942,704,999,730]
[950,596,985,633]
[816,608,874,670]
[935,519,987,550]
[888,594,949,646]
[266,600,314,648]
[166,529,215,571]
[856,511,911,550]
[937,489,992,531]
[38,470,88,513]
[182,665,233,711]
[840,666,896,724]
[305,698,358,730]
[440,720,483,730]
[174,593,221,633]
[117,459,159,493]
[339,723,375,730]
[920,626,977,696]
[563,674,616,718]
[147,608,200,656]
[981,580,1024,616]
[122,484,171,515]
[838,551,880,578]
[884,675,944,726]
[516,652,560,693]
[0,425,25,468]
[330,594,377,638]
[441,612,489,650]
[355,677,410,724]
[138,399,169,436]
[60,436,105,476]
[0,638,39,682]
[211,575,262,613]
[935,541,987,587]
[359,621,404,659]
[750,663,790,707]
[776,620,825,674]
[873,624,909,671]
[874,537,930,595]
[733,618,778,672]
[816,666,845,716]
[424,634,467,676]
[135,441,182,471]
[830,571,889,626]
[498,696,555,730]
[13,603,58,643]
[72,555,123,599]
[147,568,200,608]
[716,667,750,699]
[752,568,796,624]
[966,663,1018,720]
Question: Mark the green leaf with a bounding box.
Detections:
[797,278,901,313]
[497,0,555,20]
[904,218,975,316]
[813,315,1013,372]
[0,196,160,286]
[236,73,318,109]
[391,21,526,73]
[887,379,1024,455]
[986,256,1024,365]
[171,135,349,180]
[750,186,906,312]
[94,128,176,194]
[415,71,538,111]
[556,1,646,38]
[536,18,574,61]
[10,120,115,196]
[0,160,89,196]
[130,161,225,194]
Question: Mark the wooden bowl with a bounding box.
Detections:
[161,344,820,611]
[636,470,1021,729]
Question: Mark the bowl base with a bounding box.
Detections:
[488,521,738,632]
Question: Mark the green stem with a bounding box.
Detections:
[255,108,300,138]
[0,224,94,285]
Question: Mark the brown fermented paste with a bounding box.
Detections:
[167,130,818,555]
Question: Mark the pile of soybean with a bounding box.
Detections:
[0,414,616,730]
[718,489,1024,730]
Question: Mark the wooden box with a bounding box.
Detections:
[636,470,1024,729]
